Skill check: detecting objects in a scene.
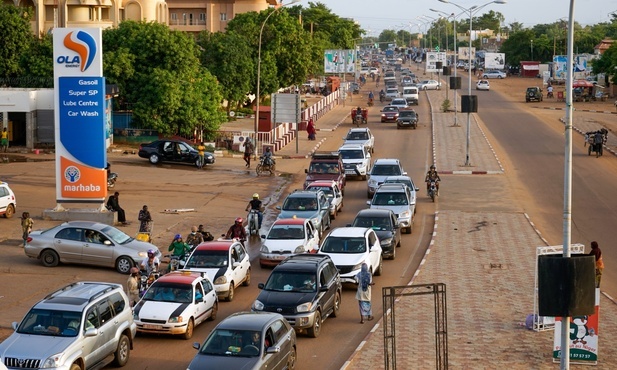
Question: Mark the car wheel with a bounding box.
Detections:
[362,174,367,180]
[307,310,322,338]
[41,249,60,267]
[209,301,218,321]
[287,345,297,370]
[226,283,235,302]
[390,246,396,260]
[330,210,336,220]
[396,240,401,248]
[112,334,130,366]
[243,268,251,286]
[406,226,413,234]
[148,153,160,164]
[70,363,81,370]
[367,191,372,199]
[331,291,341,318]
[374,257,383,276]
[115,256,133,274]
[4,204,14,218]
[183,318,194,340]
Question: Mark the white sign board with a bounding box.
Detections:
[425,52,447,73]
[458,47,476,61]
[324,49,356,74]
[484,53,505,69]
[271,93,301,124]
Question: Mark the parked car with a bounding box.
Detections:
[418,80,441,90]
[338,144,372,181]
[343,127,375,153]
[187,312,297,370]
[367,183,415,234]
[134,271,217,339]
[526,86,543,102]
[186,240,251,302]
[24,221,162,273]
[482,70,506,79]
[476,79,490,91]
[306,180,344,218]
[138,139,215,167]
[396,109,419,129]
[350,209,401,260]
[252,254,342,338]
[259,218,320,268]
[0,282,136,370]
[366,158,407,198]
[390,98,409,110]
[276,190,331,238]
[0,181,16,218]
[380,106,400,123]
[318,227,383,284]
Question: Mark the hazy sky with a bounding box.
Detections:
[307,0,614,36]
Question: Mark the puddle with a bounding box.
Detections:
[0,155,54,163]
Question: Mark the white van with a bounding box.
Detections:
[402,86,419,105]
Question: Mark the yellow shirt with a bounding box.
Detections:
[1,131,7,139]
[197,145,205,156]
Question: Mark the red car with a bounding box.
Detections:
[380,106,399,122]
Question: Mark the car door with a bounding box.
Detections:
[367,230,382,271]
[265,320,293,370]
[161,141,174,161]
[81,229,114,267]
[53,227,84,263]
[0,186,9,213]
[305,221,319,251]
[231,244,249,287]
[178,142,193,163]
[192,281,206,326]
[332,184,342,211]
[318,194,330,231]
[319,266,335,313]
[82,306,108,366]
[199,279,218,320]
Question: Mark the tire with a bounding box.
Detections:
[406,226,412,234]
[483,75,488,79]
[367,191,372,199]
[307,310,322,338]
[330,210,336,220]
[182,318,194,340]
[287,346,297,370]
[41,249,59,267]
[226,283,235,302]
[588,146,592,156]
[112,334,130,366]
[389,246,396,260]
[209,301,218,321]
[148,153,160,164]
[243,269,251,286]
[374,257,383,276]
[116,256,133,274]
[362,174,367,180]
[396,240,401,248]
[256,165,263,176]
[70,364,81,370]
[4,204,14,218]
[331,291,341,318]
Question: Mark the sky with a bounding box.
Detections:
[306,0,615,36]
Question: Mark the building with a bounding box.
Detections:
[594,39,615,56]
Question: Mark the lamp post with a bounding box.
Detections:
[421,15,440,50]
[531,39,534,60]
[255,0,300,158]
[439,0,506,167]
[432,9,460,124]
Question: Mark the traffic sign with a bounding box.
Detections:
[435,46,440,52]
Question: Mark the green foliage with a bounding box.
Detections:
[19,33,53,87]
[500,29,535,66]
[441,99,451,113]
[0,5,33,79]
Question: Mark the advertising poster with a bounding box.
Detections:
[458,47,476,61]
[324,49,355,74]
[53,28,107,202]
[425,52,447,73]
[484,53,505,69]
[553,289,600,365]
[553,55,568,81]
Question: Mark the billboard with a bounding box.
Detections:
[324,49,355,74]
[53,28,107,203]
[425,52,447,73]
[553,55,591,81]
[484,53,505,69]
[458,47,476,61]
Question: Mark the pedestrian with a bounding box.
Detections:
[21,211,33,248]
[138,205,153,233]
[589,241,604,288]
[198,224,214,241]
[196,141,206,169]
[355,263,374,324]
[0,127,8,152]
[106,191,127,225]
[244,138,254,168]
[126,267,140,307]
[307,118,316,141]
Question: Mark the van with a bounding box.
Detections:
[402,86,419,105]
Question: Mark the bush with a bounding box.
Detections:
[441,99,451,112]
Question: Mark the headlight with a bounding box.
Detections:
[169,316,183,323]
[352,262,363,271]
[206,155,213,159]
[400,211,410,218]
[260,245,269,253]
[214,276,228,285]
[368,179,377,187]
[138,251,147,258]
[41,353,64,368]
[380,238,393,246]
[381,113,386,117]
[297,302,313,313]
[311,217,321,226]
[294,245,306,253]
[252,300,264,311]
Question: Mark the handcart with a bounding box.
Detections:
[136,221,154,243]
[584,129,608,157]
[351,108,368,126]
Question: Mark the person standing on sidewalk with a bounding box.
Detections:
[589,241,604,288]
[307,118,316,141]
[1,127,8,152]
[244,138,254,168]
[21,212,33,247]
[355,263,374,324]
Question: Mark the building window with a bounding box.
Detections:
[199,13,205,22]
[220,13,227,21]
[171,13,178,21]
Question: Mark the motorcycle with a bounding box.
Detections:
[167,253,189,272]
[256,156,276,176]
[107,172,118,190]
[367,98,374,107]
[380,94,385,103]
[247,209,260,235]
[139,265,160,297]
[428,180,438,203]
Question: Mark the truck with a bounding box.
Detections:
[304,151,346,195]
[402,86,419,105]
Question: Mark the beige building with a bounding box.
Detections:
[8,0,277,36]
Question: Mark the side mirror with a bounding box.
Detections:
[275,206,281,210]
[233,261,241,268]
[304,169,308,173]
[366,200,371,206]
[103,240,112,246]
[346,223,352,227]
[193,342,201,350]
[402,171,408,176]
[260,234,266,239]
[415,187,420,192]
[258,283,265,289]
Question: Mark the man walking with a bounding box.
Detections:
[244,138,254,168]
[106,191,127,225]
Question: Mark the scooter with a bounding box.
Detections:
[428,180,438,203]
[247,209,260,235]
[107,172,118,190]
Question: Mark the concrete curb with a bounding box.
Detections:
[538,106,617,114]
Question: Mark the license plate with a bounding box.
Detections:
[143,324,162,330]
[345,170,356,175]
[274,255,287,260]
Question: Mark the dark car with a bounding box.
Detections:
[380,106,399,123]
[252,254,341,338]
[138,139,215,167]
[525,87,543,102]
[350,208,401,260]
[396,109,418,129]
[304,151,346,195]
[188,311,297,370]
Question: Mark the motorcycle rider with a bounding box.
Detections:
[262,146,274,166]
[140,249,160,276]
[425,165,441,196]
[245,193,264,229]
[186,226,204,248]
[368,91,374,106]
[198,224,214,241]
[379,89,386,102]
[167,234,191,272]
[225,217,247,240]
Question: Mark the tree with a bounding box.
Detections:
[500,29,535,66]
[19,33,53,88]
[0,5,33,80]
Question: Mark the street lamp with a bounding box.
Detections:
[531,39,534,60]
[439,0,506,167]
[432,8,459,125]
[421,15,440,50]
[255,0,300,158]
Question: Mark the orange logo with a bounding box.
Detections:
[60,156,106,198]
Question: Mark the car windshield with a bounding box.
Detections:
[101,225,132,244]
[186,250,228,268]
[372,192,408,206]
[17,309,82,337]
[399,111,416,118]
[267,225,305,240]
[308,163,339,174]
[384,179,413,189]
[282,197,318,211]
[321,237,366,253]
[143,282,193,303]
[200,329,262,357]
[346,132,368,141]
[383,107,397,112]
[307,186,334,197]
[339,150,364,159]
[352,216,392,231]
[264,271,317,292]
[371,165,401,176]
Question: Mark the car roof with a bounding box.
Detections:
[194,240,235,252]
[216,311,283,331]
[373,158,401,165]
[355,208,395,217]
[288,190,321,198]
[156,271,206,284]
[36,282,122,311]
[384,175,413,182]
[376,183,408,192]
[346,128,370,134]
[338,144,365,150]
[274,254,333,272]
[61,221,110,230]
[326,227,368,237]
[271,217,307,226]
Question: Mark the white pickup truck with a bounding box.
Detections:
[402,86,419,105]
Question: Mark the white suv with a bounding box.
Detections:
[0,282,136,369]
[366,158,407,198]
[338,144,372,180]
[0,181,16,218]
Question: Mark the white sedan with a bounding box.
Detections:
[476,79,490,91]
[418,80,441,90]
[259,217,320,268]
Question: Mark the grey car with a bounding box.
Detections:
[367,183,415,234]
[366,158,407,198]
[24,221,162,273]
[187,311,297,370]
[277,190,331,237]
